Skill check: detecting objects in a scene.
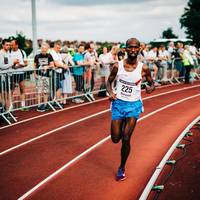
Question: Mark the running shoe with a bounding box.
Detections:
[116,168,126,181]
[37,104,46,112]
[72,98,84,104]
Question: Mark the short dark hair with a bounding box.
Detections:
[78,44,84,48]
[54,40,62,46]
[85,43,90,50]
[2,39,10,45]
[126,38,140,47]
[49,41,54,48]
[11,39,18,44]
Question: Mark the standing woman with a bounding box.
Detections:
[61,47,74,104]
[107,38,155,181]
[99,47,114,89]
[109,45,119,72]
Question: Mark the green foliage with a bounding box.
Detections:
[162,27,178,39]
[96,42,113,56]
[8,32,33,56]
[180,0,200,47]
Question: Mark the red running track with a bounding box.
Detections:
[0,83,200,200]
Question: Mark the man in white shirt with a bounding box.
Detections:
[50,41,68,103]
[84,42,98,94]
[0,39,14,111]
[146,46,158,80]
[189,43,199,69]
[158,45,170,81]
[10,39,28,110]
[168,42,175,56]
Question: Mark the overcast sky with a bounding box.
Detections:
[0,0,188,43]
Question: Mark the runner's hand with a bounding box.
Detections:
[109,92,117,101]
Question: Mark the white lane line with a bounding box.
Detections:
[141,84,200,100]
[1,85,200,156]
[17,93,200,200]
[0,109,109,156]
[1,84,199,130]
[139,115,200,200]
[0,98,107,130]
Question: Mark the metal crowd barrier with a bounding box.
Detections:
[0,60,199,125]
[0,65,106,124]
[150,57,199,84]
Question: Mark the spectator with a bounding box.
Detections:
[84,42,98,94]
[10,39,28,110]
[168,42,175,56]
[146,46,159,81]
[34,42,54,112]
[158,44,169,82]
[182,45,194,84]
[0,39,13,112]
[50,41,68,104]
[172,43,184,79]
[109,45,119,72]
[167,42,175,72]
[98,46,114,96]
[61,46,73,104]
[138,42,149,63]
[117,43,127,61]
[189,43,199,72]
[72,44,86,103]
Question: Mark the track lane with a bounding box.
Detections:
[27,96,200,200]
[0,92,200,200]
[0,81,199,130]
[0,85,200,153]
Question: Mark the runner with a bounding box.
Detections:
[106,38,155,181]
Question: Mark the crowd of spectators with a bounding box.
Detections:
[0,38,200,115]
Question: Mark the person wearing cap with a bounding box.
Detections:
[117,43,127,61]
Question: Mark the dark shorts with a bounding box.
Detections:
[111,99,143,120]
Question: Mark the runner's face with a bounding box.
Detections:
[126,41,140,59]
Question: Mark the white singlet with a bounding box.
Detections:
[115,60,143,102]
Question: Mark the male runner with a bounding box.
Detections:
[107,38,155,181]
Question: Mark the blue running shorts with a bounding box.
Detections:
[111,99,143,120]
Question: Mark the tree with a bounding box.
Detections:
[96,42,113,56]
[161,27,178,39]
[180,0,200,47]
[8,32,33,56]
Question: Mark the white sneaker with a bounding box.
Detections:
[72,98,82,104]
[154,82,161,86]
[72,98,76,103]
[79,99,84,103]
